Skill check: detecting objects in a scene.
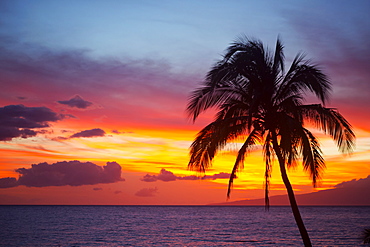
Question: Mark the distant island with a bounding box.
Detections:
[211,175,370,206]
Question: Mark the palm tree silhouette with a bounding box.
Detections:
[187,37,355,247]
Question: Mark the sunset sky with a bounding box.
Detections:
[0,0,369,205]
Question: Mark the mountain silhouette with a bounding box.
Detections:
[211,175,370,206]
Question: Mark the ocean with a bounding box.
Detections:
[0,205,369,246]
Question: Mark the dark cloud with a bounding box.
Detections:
[135,187,158,197]
[0,104,63,141]
[58,95,93,109]
[0,160,124,188]
[93,187,103,191]
[335,175,370,189]
[70,128,106,138]
[141,168,233,182]
[0,177,18,188]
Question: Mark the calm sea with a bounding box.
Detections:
[0,206,369,246]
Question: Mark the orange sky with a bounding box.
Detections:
[1,119,369,205]
[0,1,369,205]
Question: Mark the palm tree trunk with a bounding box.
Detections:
[271,133,312,247]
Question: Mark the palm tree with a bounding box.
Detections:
[187,37,355,247]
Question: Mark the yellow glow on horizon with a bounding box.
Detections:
[1,121,369,205]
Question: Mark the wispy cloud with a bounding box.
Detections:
[0,160,124,188]
[286,8,370,129]
[0,36,203,129]
[135,187,158,197]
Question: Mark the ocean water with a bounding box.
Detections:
[0,206,369,246]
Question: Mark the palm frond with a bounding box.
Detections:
[273,36,285,77]
[292,63,331,103]
[227,128,261,198]
[223,36,263,63]
[275,53,305,100]
[301,104,355,154]
[188,117,248,173]
[276,53,331,105]
[187,86,244,121]
[300,128,325,186]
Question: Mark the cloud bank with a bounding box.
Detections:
[0,104,63,141]
[0,160,124,188]
[141,168,233,182]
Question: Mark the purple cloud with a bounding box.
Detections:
[156,169,178,182]
[0,177,18,188]
[0,160,124,188]
[135,187,158,197]
[0,104,63,141]
[141,169,233,182]
[111,130,132,134]
[58,95,93,109]
[202,172,233,180]
[70,128,106,138]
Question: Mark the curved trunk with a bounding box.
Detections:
[271,132,312,247]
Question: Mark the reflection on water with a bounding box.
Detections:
[0,206,369,246]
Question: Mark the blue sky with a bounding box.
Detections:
[4,0,368,70]
[1,1,368,61]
